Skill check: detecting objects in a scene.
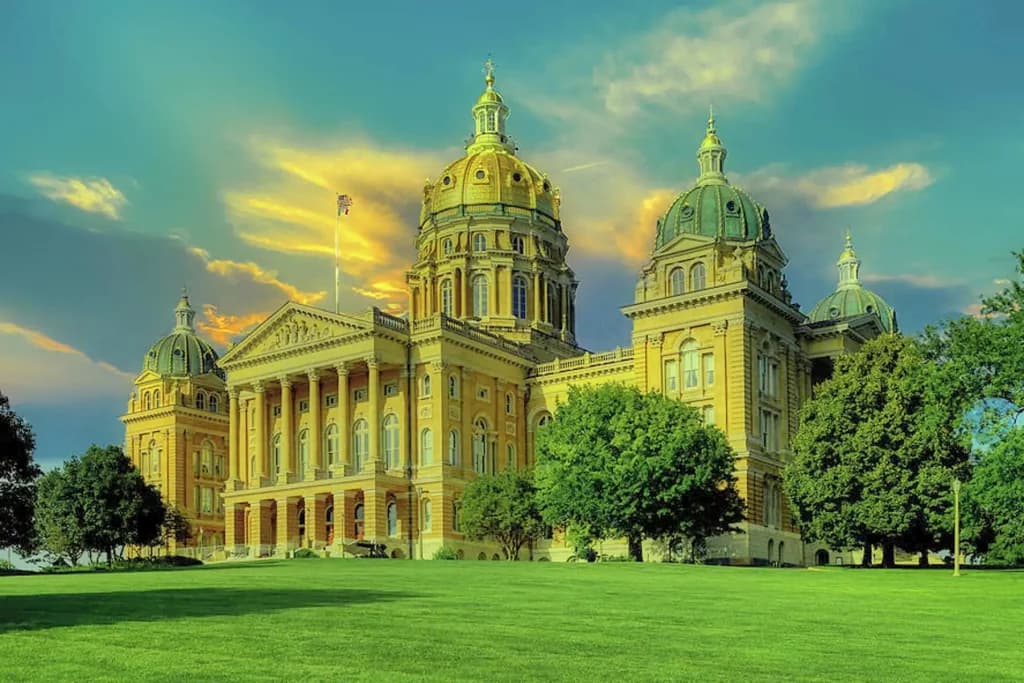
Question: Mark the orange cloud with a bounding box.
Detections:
[0,321,133,402]
[188,247,327,305]
[195,304,271,347]
[221,139,446,312]
[28,173,128,219]
[800,163,934,208]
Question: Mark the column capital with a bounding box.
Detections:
[712,319,729,336]
[306,368,321,382]
[279,377,293,389]
[336,362,349,377]
[228,386,241,399]
[429,360,447,374]
[252,380,265,394]
[365,355,379,369]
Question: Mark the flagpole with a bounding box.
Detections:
[334,197,340,314]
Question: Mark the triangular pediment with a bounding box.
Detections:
[218,302,369,366]
[133,369,163,384]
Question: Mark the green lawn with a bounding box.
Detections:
[1,560,1021,682]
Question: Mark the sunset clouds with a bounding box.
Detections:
[28,173,128,219]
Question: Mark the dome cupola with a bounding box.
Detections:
[143,289,224,379]
[654,109,770,250]
[808,231,898,332]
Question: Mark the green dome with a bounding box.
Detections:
[656,182,769,249]
[808,231,898,333]
[654,109,771,251]
[143,291,225,379]
[808,288,897,332]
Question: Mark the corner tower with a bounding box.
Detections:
[408,60,579,359]
[808,231,897,332]
[121,289,230,553]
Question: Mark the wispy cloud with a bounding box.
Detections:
[862,273,956,289]
[195,304,272,347]
[0,321,133,402]
[597,0,823,117]
[221,138,444,312]
[561,161,609,174]
[27,173,128,219]
[188,247,326,305]
[737,161,934,210]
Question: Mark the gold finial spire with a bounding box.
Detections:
[844,228,853,249]
[708,104,716,133]
[483,55,496,88]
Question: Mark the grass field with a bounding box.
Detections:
[1,560,1022,682]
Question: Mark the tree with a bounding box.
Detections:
[784,335,969,567]
[459,468,545,560]
[962,427,1024,565]
[161,506,193,550]
[0,389,41,554]
[34,464,86,566]
[535,384,744,562]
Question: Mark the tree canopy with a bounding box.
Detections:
[459,467,545,560]
[0,389,41,554]
[785,334,969,566]
[535,384,744,562]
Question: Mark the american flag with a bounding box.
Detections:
[337,193,352,216]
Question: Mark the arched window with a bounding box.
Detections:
[448,374,459,398]
[387,501,398,537]
[201,440,213,476]
[505,392,515,415]
[546,282,557,325]
[506,443,516,470]
[511,235,525,254]
[352,419,368,472]
[767,539,775,565]
[420,428,433,466]
[448,429,460,466]
[325,504,335,544]
[670,268,685,296]
[354,503,365,539]
[422,499,432,531]
[681,339,699,389]
[153,390,161,408]
[148,439,158,474]
[208,394,218,413]
[473,418,488,475]
[297,508,306,540]
[512,276,528,319]
[382,414,399,470]
[452,501,461,532]
[144,392,152,410]
[297,429,309,478]
[442,238,453,256]
[324,424,339,467]
[440,279,453,316]
[472,275,489,316]
[473,233,487,252]
[272,434,281,475]
[538,413,552,429]
[421,374,431,397]
[691,262,706,291]
[486,110,496,132]
[195,392,205,411]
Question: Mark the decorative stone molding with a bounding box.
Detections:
[429,360,447,374]
[228,386,240,399]
[306,369,320,382]
[712,320,729,336]
[365,355,379,369]
[335,362,349,377]
[278,377,293,389]
[252,380,265,394]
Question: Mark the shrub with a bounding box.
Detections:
[433,546,459,560]
[0,559,15,571]
[292,548,318,559]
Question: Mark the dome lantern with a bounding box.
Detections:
[836,229,861,289]
[467,57,515,155]
[697,105,727,182]
[174,287,196,332]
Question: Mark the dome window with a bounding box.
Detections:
[680,205,694,219]
[475,169,486,180]
[866,305,875,314]
[543,181,551,192]
[174,348,183,356]
[726,200,739,214]
[443,176,452,186]
[512,172,522,183]
[829,307,840,319]
[443,238,453,255]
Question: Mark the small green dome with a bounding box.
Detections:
[654,109,771,251]
[808,231,898,332]
[143,291,224,379]
[808,288,897,332]
[656,182,769,248]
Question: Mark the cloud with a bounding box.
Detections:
[188,247,326,305]
[27,173,128,219]
[737,162,934,210]
[0,321,134,403]
[597,0,822,117]
[862,273,957,290]
[195,304,272,347]
[221,138,445,311]
[561,161,609,174]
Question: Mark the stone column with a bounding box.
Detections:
[431,361,446,467]
[307,369,322,477]
[533,270,542,325]
[399,367,411,471]
[253,382,266,481]
[336,363,350,473]
[252,499,272,557]
[367,357,381,472]
[224,502,237,553]
[279,377,293,484]
[364,487,385,542]
[228,387,240,487]
[425,277,433,316]
[311,493,328,548]
[488,268,498,316]
[277,496,298,555]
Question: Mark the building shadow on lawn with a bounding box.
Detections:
[0,587,416,633]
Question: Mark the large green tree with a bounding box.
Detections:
[459,468,545,560]
[0,389,41,555]
[962,427,1024,565]
[785,334,969,566]
[535,384,744,562]
[34,464,87,565]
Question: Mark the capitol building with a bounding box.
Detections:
[121,65,896,565]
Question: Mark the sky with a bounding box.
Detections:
[1,0,1022,470]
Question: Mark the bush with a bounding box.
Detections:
[433,546,459,560]
[599,554,635,562]
[292,548,318,559]
[0,559,15,571]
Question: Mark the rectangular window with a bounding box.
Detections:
[703,405,715,425]
[272,404,282,417]
[193,485,200,510]
[214,455,224,477]
[201,487,213,514]
[703,353,715,387]
[383,383,398,397]
[298,399,309,413]
[477,386,490,401]
[758,356,768,394]
[664,360,678,393]
[325,393,338,408]
[354,387,368,402]
[770,362,779,398]
[192,452,200,477]
[761,409,779,451]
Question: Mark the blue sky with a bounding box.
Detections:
[2,0,1022,469]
